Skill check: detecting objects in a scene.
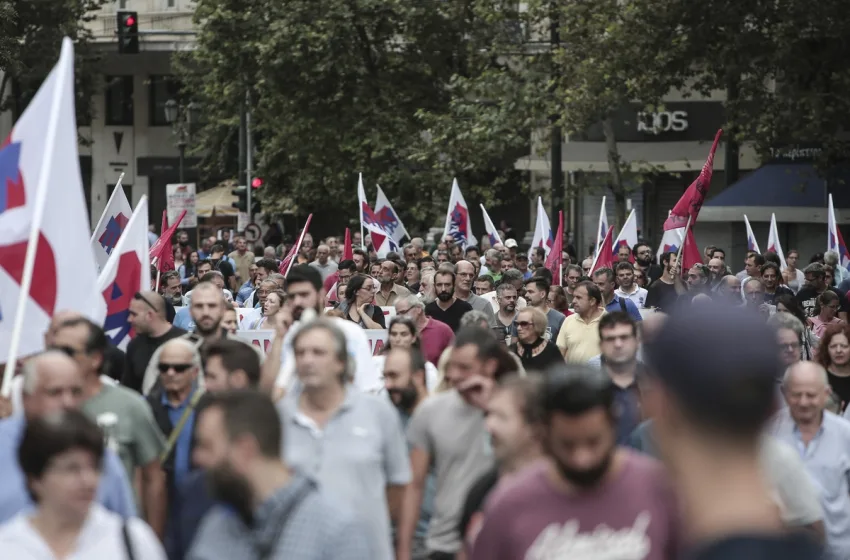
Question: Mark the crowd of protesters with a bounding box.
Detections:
[0,221,842,560]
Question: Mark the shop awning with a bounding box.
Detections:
[705,163,827,208]
[195,183,239,218]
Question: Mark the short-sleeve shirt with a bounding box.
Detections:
[470,453,679,560]
[426,299,474,332]
[82,383,166,485]
[419,318,455,364]
[555,310,606,364]
[407,390,494,554]
[604,295,644,323]
[279,389,411,560]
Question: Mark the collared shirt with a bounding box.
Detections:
[771,410,850,558]
[188,474,374,560]
[555,308,606,363]
[279,389,411,560]
[0,416,136,523]
[604,294,643,322]
[235,280,254,304]
[160,389,198,488]
[615,286,648,309]
[375,283,411,307]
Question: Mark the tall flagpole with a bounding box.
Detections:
[674,215,693,277]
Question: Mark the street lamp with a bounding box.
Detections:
[164,99,200,183]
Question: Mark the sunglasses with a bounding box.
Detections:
[516,320,533,329]
[157,362,194,374]
[134,292,157,311]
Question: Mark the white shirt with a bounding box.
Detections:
[615,286,648,309]
[275,317,381,393]
[480,290,527,314]
[0,504,165,560]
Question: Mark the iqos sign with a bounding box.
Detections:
[637,110,689,134]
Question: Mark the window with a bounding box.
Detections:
[105,76,134,126]
[149,75,182,126]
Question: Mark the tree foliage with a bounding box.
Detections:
[0,0,106,130]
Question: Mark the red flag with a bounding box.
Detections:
[343,228,353,260]
[680,227,703,275]
[590,226,615,275]
[149,209,186,272]
[663,129,722,231]
[279,214,313,276]
[545,211,564,285]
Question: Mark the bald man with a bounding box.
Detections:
[0,351,136,522]
[124,290,187,393]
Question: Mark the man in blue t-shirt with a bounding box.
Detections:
[592,268,643,322]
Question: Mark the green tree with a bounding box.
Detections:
[0,0,106,129]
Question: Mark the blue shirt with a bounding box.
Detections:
[0,415,136,522]
[161,390,197,488]
[604,294,643,322]
[173,307,195,331]
[235,280,254,304]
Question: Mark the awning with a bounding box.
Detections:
[699,163,836,223]
[195,183,239,218]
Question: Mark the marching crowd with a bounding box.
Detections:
[0,223,846,560]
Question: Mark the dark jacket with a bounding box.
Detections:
[165,470,216,560]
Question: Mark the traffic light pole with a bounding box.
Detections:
[245,96,253,231]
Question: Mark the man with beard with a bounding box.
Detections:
[470,366,679,560]
[384,347,436,560]
[188,390,374,559]
[261,265,379,395]
[633,242,663,285]
[708,257,728,292]
[495,283,519,345]
[425,270,474,333]
[646,251,685,311]
[141,282,262,396]
[161,271,184,307]
[279,321,411,560]
[376,260,411,306]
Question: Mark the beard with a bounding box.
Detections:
[636,256,652,267]
[552,448,614,489]
[503,304,516,313]
[437,290,454,302]
[194,315,221,336]
[166,293,183,307]
[208,462,255,525]
[388,383,419,412]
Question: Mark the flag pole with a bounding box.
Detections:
[3,43,72,397]
[558,211,564,286]
[285,214,313,277]
[674,215,693,277]
[89,172,126,244]
[595,196,606,256]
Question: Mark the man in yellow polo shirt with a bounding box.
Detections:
[556,281,606,363]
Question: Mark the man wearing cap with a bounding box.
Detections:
[642,304,823,560]
[515,252,532,280]
[504,238,519,261]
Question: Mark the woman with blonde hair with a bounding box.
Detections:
[509,307,564,371]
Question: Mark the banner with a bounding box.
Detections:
[237,329,389,356]
[166,183,197,227]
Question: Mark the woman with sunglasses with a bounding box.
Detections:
[373,317,438,392]
[0,411,165,558]
[510,307,563,371]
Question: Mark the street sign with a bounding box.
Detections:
[237,211,250,232]
[165,183,197,227]
[244,223,261,242]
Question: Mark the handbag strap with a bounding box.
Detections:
[122,520,136,560]
[159,388,206,464]
[254,480,315,560]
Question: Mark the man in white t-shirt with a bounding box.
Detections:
[260,265,381,397]
[614,261,648,309]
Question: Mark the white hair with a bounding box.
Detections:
[159,338,202,368]
[22,350,77,395]
[782,361,828,389]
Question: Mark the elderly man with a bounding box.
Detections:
[454,260,497,326]
[772,361,850,558]
[0,351,136,523]
[309,243,339,282]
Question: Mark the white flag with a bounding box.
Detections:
[530,197,553,256]
[374,184,409,244]
[443,178,477,248]
[91,182,133,270]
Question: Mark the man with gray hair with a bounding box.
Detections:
[772,361,850,556]
[278,319,411,560]
[480,249,503,283]
[0,351,136,523]
[454,260,497,327]
[481,268,527,314]
[825,250,848,285]
[309,243,338,282]
[396,294,454,364]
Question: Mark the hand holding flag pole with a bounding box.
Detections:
[674,215,693,290]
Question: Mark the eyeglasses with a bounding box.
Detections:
[157,362,194,374]
[777,342,801,352]
[516,321,533,329]
[134,292,157,311]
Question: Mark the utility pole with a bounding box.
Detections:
[549,2,564,223]
[245,92,253,226]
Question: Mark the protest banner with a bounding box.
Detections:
[236,329,389,356]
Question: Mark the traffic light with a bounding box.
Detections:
[251,177,264,189]
[231,186,248,212]
[117,11,139,54]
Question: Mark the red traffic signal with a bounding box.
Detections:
[251,177,264,189]
[126,15,135,26]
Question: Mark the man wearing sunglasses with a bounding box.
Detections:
[124,291,187,393]
[53,317,168,538]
